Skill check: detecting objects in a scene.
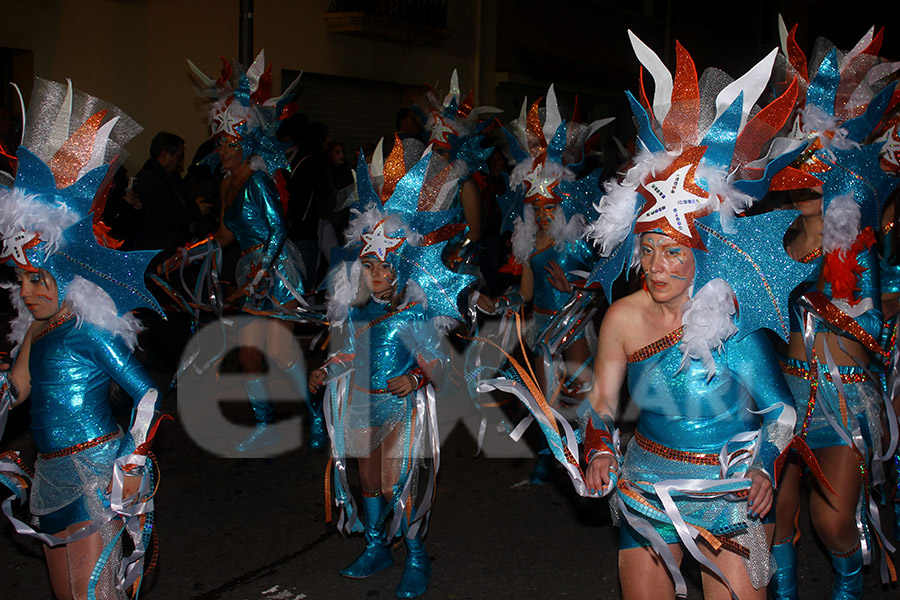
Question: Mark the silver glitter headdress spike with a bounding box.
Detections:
[0,78,161,351]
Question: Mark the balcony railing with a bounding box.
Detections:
[325,0,451,46]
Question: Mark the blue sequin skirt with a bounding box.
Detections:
[236,239,306,311]
[779,356,881,452]
[30,436,121,533]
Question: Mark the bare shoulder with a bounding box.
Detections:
[601,290,646,333]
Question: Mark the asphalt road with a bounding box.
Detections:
[2,364,900,599]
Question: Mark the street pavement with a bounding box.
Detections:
[3,366,900,599]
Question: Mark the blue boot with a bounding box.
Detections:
[282,360,327,450]
[769,536,798,600]
[235,378,280,452]
[829,543,863,600]
[340,493,394,578]
[397,518,431,598]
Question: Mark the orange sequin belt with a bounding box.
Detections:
[240,242,265,257]
[534,306,558,316]
[633,431,721,465]
[628,327,684,363]
[39,430,122,460]
[779,361,869,384]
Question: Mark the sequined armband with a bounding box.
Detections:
[495,289,524,312]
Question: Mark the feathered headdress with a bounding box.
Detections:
[584,32,816,375]
[188,49,300,176]
[0,78,163,350]
[414,69,502,175]
[770,20,899,305]
[325,137,476,330]
[770,18,900,222]
[498,85,613,263]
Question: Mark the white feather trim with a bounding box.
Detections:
[585,148,675,255]
[0,281,34,357]
[511,205,538,264]
[326,259,361,328]
[823,194,861,256]
[800,104,860,156]
[695,162,754,233]
[248,155,268,173]
[0,188,79,256]
[344,203,385,244]
[65,276,143,349]
[403,279,429,311]
[680,278,738,380]
[547,212,586,250]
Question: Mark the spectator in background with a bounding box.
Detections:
[286,122,331,290]
[101,166,143,250]
[326,140,353,245]
[132,132,212,267]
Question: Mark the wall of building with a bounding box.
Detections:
[0,0,481,172]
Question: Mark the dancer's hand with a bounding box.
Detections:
[746,469,773,518]
[476,294,497,313]
[545,260,572,293]
[308,368,327,394]
[585,454,618,494]
[387,374,417,397]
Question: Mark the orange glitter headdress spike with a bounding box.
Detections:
[380,135,408,202]
[526,96,548,154]
[216,57,232,86]
[417,160,456,212]
[249,65,273,104]
[47,109,108,189]
[785,24,808,83]
[457,89,474,118]
[661,41,700,147]
[733,77,800,168]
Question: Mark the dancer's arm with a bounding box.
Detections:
[583,300,629,492]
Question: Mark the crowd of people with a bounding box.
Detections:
[1,20,900,600]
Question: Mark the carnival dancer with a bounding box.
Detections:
[0,77,163,600]
[477,86,610,400]
[161,51,324,452]
[480,33,817,598]
[874,111,900,542]
[766,20,900,599]
[309,138,474,598]
[414,69,501,277]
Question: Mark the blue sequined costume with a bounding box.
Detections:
[781,246,883,454]
[28,315,156,534]
[529,240,593,343]
[325,300,443,533]
[616,330,793,577]
[224,170,305,310]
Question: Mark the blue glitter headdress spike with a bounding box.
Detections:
[770,18,900,219]
[324,137,475,327]
[0,78,162,348]
[414,69,503,176]
[584,32,812,343]
[188,49,301,175]
[499,84,614,236]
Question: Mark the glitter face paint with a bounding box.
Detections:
[534,202,557,233]
[15,268,62,321]
[640,233,695,304]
